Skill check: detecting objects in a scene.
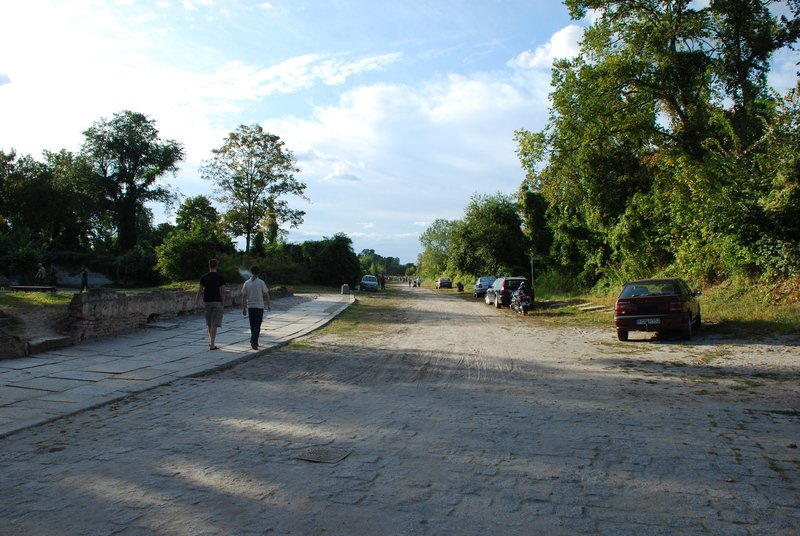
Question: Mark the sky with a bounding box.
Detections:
[1,1,797,265]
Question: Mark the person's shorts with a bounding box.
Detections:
[204,301,224,327]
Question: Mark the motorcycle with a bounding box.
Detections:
[510,289,532,315]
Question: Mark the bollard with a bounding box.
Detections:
[341,284,350,295]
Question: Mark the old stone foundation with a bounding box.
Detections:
[68,286,292,341]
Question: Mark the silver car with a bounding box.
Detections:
[360,274,379,291]
[472,276,496,298]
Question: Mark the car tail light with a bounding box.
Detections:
[615,300,634,314]
[669,301,683,312]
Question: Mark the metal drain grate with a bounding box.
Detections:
[294,446,351,463]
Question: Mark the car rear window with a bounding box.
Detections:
[620,282,677,298]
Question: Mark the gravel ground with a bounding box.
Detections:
[0,285,798,535]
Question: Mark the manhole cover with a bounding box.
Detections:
[294,446,351,463]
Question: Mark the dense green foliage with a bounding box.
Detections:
[82,111,184,252]
[417,193,530,280]
[0,113,364,288]
[155,196,234,282]
[515,0,800,289]
[357,249,414,277]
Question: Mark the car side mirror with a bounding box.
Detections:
[693,289,702,297]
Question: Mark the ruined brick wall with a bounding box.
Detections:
[68,287,243,341]
[68,286,293,341]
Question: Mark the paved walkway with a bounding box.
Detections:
[0,293,354,438]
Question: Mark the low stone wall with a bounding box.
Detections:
[68,286,292,341]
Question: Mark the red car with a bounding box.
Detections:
[614,278,701,341]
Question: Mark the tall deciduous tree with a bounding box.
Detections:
[201,124,307,252]
[2,150,104,251]
[81,111,184,252]
[447,194,529,277]
[518,0,800,285]
[418,218,458,277]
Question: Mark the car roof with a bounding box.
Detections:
[624,278,680,285]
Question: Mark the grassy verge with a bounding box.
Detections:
[0,291,74,309]
[526,285,800,337]
[0,291,74,329]
[444,281,800,337]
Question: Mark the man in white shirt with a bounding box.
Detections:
[241,265,271,350]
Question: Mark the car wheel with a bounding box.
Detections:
[693,312,701,330]
[683,318,693,340]
[617,329,628,341]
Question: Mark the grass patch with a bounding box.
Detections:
[0,292,73,308]
[532,283,800,338]
[310,291,406,340]
[685,377,718,384]
[694,347,732,365]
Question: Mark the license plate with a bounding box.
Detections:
[636,318,661,325]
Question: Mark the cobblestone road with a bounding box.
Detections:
[0,287,798,535]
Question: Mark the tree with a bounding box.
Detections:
[176,195,220,231]
[201,124,307,252]
[81,111,184,252]
[1,150,104,252]
[447,194,529,277]
[418,219,458,277]
[155,195,232,281]
[301,233,360,286]
[517,0,800,286]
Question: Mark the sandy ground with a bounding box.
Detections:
[0,285,798,535]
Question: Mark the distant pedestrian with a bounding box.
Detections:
[380,274,386,290]
[241,265,271,350]
[79,265,89,293]
[34,263,46,285]
[195,259,226,350]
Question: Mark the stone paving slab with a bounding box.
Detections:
[0,293,353,438]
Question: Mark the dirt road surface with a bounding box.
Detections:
[1,285,798,535]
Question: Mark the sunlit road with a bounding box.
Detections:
[1,285,798,535]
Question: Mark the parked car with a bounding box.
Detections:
[360,274,379,291]
[472,276,497,298]
[613,278,701,341]
[435,277,452,289]
[485,276,531,308]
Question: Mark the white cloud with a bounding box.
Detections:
[509,24,583,70]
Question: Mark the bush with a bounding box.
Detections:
[155,224,234,282]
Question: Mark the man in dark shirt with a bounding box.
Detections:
[195,258,226,350]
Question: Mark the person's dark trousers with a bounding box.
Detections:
[248,307,264,346]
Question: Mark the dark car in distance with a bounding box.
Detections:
[485,276,532,308]
[613,278,701,341]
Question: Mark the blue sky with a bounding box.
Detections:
[1,1,797,264]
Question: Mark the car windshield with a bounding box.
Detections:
[620,282,677,298]
[506,279,527,290]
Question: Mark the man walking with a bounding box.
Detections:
[242,265,271,350]
[195,259,226,350]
